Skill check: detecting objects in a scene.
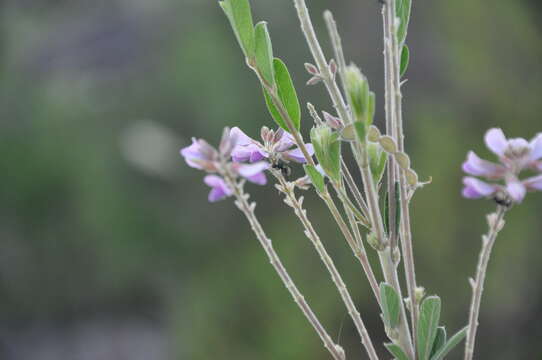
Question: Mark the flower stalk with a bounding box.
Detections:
[272,170,379,360]
[464,206,507,360]
[223,172,345,360]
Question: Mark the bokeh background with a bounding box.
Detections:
[1,0,542,359]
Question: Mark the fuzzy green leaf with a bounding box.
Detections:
[430,327,447,358]
[254,22,274,86]
[263,87,287,131]
[304,165,325,193]
[274,58,300,130]
[400,45,410,77]
[430,326,468,360]
[395,0,411,46]
[417,296,442,360]
[228,0,255,58]
[380,283,401,329]
[384,343,409,360]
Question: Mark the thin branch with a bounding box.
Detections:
[223,174,345,360]
[464,206,507,360]
[273,171,379,360]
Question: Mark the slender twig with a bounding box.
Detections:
[464,206,507,360]
[382,0,419,343]
[293,2,414,356]
[223,173,345,360]
[273,171,379,360]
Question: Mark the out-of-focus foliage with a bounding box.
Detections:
[0,0,541,359]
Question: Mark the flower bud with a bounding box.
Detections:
[310,125,341,182]
[304,62,319,75]
[344,64,373,124]
[323,111,344,130]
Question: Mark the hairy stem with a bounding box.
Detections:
[273,171,379,360]
[382,0,419,347]
[464,206,507,360]
[223,174,345,360]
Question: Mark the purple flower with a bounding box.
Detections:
[180,128,270,203]
[180,138,219,172]
[202,162,270,202]
[230,127,314,164]
[462,128,542,203]
[204,175,233,202]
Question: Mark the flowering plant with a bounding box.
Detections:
[180,1,540,359]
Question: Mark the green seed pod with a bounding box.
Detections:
[379,136,397,153]
[310,125,342,182]
[394,152,411,170]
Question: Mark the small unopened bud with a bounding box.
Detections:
[219,127,235,158]
[394,152,411,170]
[415,286,426,304]
[379,136,397,153]
[304,62,319,75]
[306,75,322,86]
[322,111,343,130]
[368,125,381,142]
[344,64,372,123]
[260,126,272,143]
[329,59,337,76]
[405,168,418,186]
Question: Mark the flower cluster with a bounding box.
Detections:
[230,126,313,164]
[180,126,313,202]
[462,128,542,203]
[180,128,269,202]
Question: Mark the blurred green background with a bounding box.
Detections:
[1,0,541,359]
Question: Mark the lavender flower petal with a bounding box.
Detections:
[236,162,270,185]
[524,174,542,191]
[484,128,508,157]
[232,143,268,162]
[204,175,232,202]
[283,144,314,163]
[462,177,497,199]
[505,180,526,203]
[529,133,542,161]
[462,151,504,178]
[230,127,254,146]
[274,130,296,152]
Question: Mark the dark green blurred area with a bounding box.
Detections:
[1,0,542,359]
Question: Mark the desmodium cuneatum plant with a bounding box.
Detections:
[180,0,542,359]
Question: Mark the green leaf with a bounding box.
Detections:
[230,0,255,58]
[430,326,468,360]
[400,45,410,77]
[254,22,274,86]
[395,0,411,46]
[380,283,401,329]
[304,165,325,193]
[384,343,409,360]
[430,327,447,358]
[263,87,287,131]
[263,58,300,132]
[417,296,442,360]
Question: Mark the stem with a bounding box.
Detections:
[224,174,345,360]
[382,0,419,346]
[274,172,379,360]
[464,206,507,360]
[292,0,351,125]
[320,189,381,305]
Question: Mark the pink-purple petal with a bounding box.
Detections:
[246,172,267,185]
[180,139,206,169]
[236,162,270,177]
[462,177,497,199]
[275,131,296,152]
[484,128,508,157]
[204,175,232,202]
[232,143,267,163]
[506,180,526,203]
[524,174,542,191]
[529,133,542,161]
[230,127,254,146]
[284,144,314,163]
[462,151,504,178]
